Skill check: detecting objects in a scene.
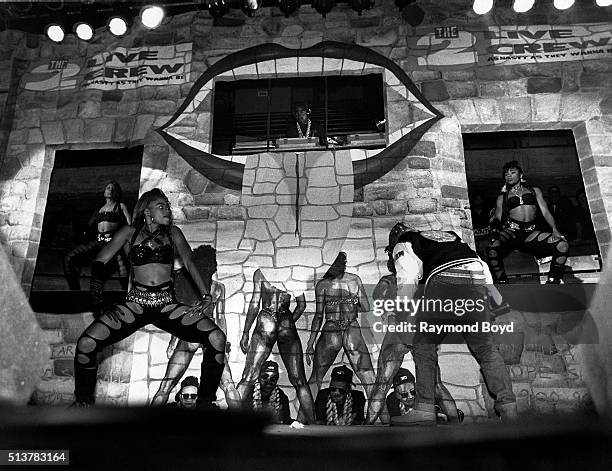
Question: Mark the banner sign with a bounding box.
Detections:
[410,23,612,67]
[22,43,192,92]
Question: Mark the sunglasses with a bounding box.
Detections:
[181,393,198,399]
[330,387,347,394]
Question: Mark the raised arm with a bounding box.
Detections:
[171,226,210,298]
[241,269,263,354]
[120,203,132,226]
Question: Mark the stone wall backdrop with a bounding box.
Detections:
[1,0,611,420]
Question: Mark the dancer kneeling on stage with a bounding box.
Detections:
[167,376,199,410]
[386,368,463,424]
[488,160,569,284]
[315,366,365,426]
[73,188,225,407]
[250,361,293,425]
[381,223,517,426]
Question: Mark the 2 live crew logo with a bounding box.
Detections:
[22,44,192,91]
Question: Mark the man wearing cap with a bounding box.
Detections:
[250,360,292,425]
[386,368,463,424]
[168,376,199,409]
[314,365,366,426]
[371,222,517,426]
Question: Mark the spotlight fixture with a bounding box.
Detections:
[553,0,574,9]
[45,23,65,43]
[140,5,165,29]
[208,0,229,18]
[278,0,299,16]
[401,2,425,26]
[351,0,373,15]
[473,0,493,15]
[74,22,94,41]
[242,0,260,16]
[513,0,535,12]
[108,16,129,36]
[596,0,612,6]
[312,0,335,17]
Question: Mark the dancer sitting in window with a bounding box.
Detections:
[64,181,131,291]
[487,160,569,284]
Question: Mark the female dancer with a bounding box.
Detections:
[73,188,225,406]
[150,245,240,408]
[237,268,315,423]
[305,252,376,404]
[487,161,570,284]
[64,181,131,290]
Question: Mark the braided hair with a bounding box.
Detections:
[325,391,354,426]
[252,380,282,420]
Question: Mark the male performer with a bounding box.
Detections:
[368,222,517,426]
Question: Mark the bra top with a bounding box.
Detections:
[130,228,174,267]
[506,191,537,211]
[96,203,123,224]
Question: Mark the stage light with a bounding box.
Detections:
[208,0,229,18]
[312,0,334,17]
[351,0,373,15]
[45,23,65,43]
[596,0,612,6]
[74,22,94,41]
[402,2,425,25]
[553,0,574,9]
[278,0,299,16]
[108,16,128,36]
[513,0,535,12]
[243,0,260,16]
[473,0,493,14]
[140,5,165,29]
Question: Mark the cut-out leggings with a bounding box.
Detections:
[487,218,569,283]
[74,283,225,405]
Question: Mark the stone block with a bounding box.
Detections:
[408,157,430,169]
[352,203,374,217]
[63,119,84,144]
[408,141,437,158]
[421,80,449,102]
[446,81,478,99]
[476,66,520,81]
[84,118,115,143]
[407,198,437,214]
[133,115,156,141]
[532,94,561,122]
[387,200,407,215]
[498,97,532,124]
[114,117,135,143]
[364,183,408,201]
[441,185,468,199]
[40,122,64,145]
[78,101,101,118]
[479,82,507,98]
[527,77,562,94]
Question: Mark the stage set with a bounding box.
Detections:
[1,0,612,468]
